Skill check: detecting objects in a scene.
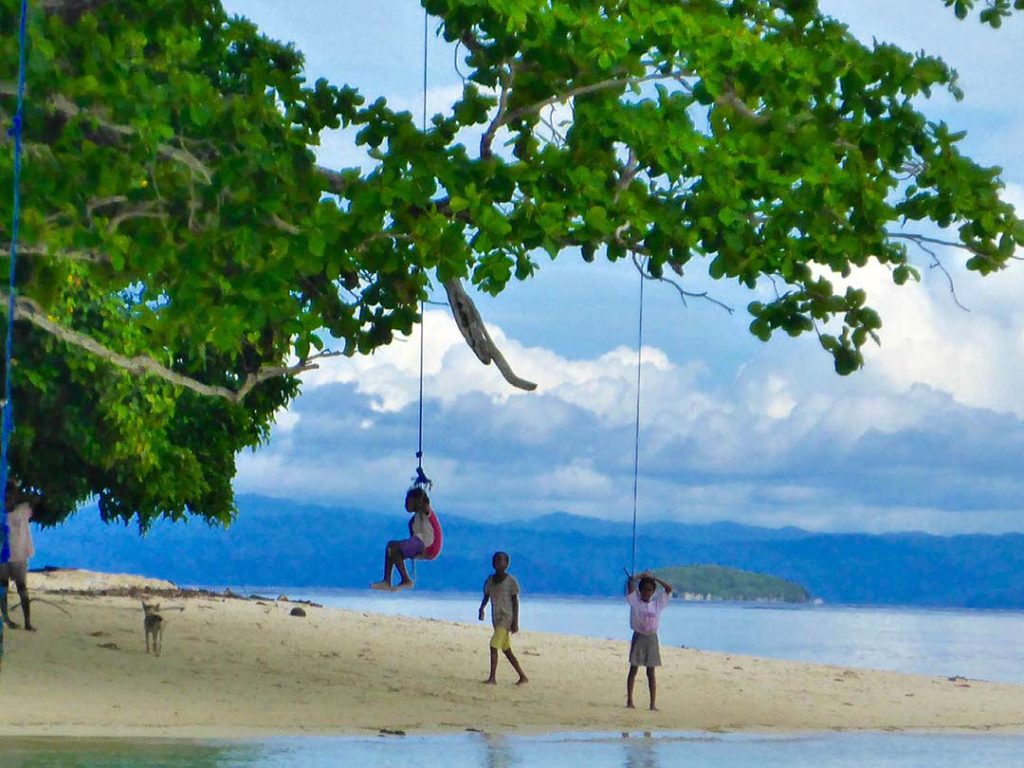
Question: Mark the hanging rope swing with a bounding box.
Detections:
[406,8,441,576]
[413,292,431,491]
[1,0,30,672]
[411,6,432,494]
[628,258,646,579]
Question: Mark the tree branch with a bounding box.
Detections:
[269,214,301,235]
[496,70,694,130]
[480,64,514,159]
[0,84,216,184]
[888,232,977,252]
[614,150,639,203]
[715,86,770,125]
[1,246,107,263]
[442,278,537,391]
[0,291,339,402]
[889,233,970,311]
[316,165,354,197]
[106,203,168,232]
[630,252,735,314]
[50,93,213,182]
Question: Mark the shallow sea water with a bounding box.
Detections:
[2,732,1024,768]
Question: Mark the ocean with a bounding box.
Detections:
[2,591,1023,766]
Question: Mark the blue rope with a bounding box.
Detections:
[413,7,430,493]
[2,0,29,566]
[630,261,645,576]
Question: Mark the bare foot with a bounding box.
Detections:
[24,625,36,632]
[4,619,19,629]
[516,676,529,685]
[369,581,392,591]
[482,678,497,685]
[649,705,658,712]
[626,702,635,709]
[393,580,415,591]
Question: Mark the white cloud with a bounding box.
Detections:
[844,262,1024,418]
[271,407,301,434]
[535,460,615,500]
[240,287,1024,534]
[227,0,1024,536]
[389,84,467,123]
[302,309,717,426]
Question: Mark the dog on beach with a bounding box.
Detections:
[142,601,164,657]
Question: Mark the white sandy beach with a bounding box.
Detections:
[0,569,1022,739]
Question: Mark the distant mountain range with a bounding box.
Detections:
[30,494,1024,608]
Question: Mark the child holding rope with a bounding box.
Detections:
[625,572,672,710]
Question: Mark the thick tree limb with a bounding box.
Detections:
[443,278,536,391]
[0,291,339,402]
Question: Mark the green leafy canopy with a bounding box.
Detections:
[0,0,1020,526]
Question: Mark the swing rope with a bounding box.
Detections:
[629,261,646,577]
[1,0,29,666]
[413,7,431,491]
[410,9,431,583]
[2,0,29,566]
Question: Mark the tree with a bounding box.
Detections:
[1,0,1021,526]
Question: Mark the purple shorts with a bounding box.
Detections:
[397,536,425,559]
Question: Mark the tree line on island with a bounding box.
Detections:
[651,565,812,603]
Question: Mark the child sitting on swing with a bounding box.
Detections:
[370,486,440,592]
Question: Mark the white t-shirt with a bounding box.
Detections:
[626,588,669,634]
[410,509,434,549]
[6,502,34,562]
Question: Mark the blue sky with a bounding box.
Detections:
[222,1,1024,534]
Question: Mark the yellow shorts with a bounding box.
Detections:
[489,626,512,651]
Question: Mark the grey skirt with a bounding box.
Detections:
[629,631,662,667]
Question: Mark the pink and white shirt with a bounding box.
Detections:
[626,589,669,635]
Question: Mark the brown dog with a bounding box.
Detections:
[142,601,164,657]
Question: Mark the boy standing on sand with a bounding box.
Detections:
[478,551,528,685]
[626,572,673,710]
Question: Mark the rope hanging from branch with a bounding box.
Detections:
[1,0,30,669]
[413,6,431,492]
[630,261,646,576]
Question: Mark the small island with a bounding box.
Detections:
[652,564,812,603]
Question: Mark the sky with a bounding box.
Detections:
[221,1,1024,535]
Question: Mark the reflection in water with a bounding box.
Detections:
[3,732,1024,768]
[482,732,517,768]
[622,732,659,768]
